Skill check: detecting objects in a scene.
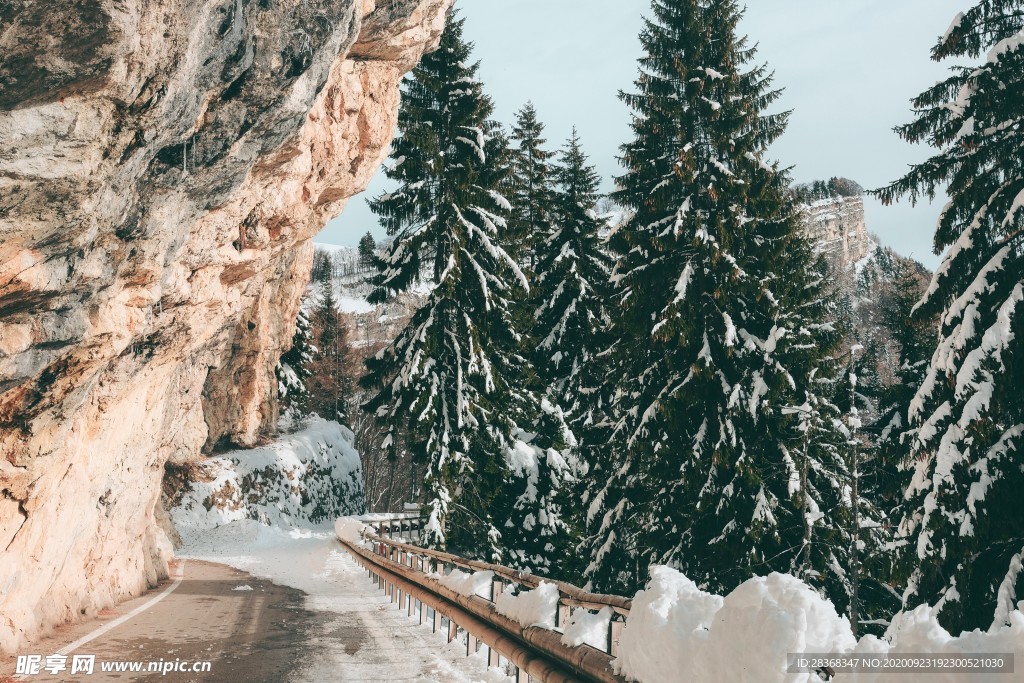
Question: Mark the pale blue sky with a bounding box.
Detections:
[322,0,966,268]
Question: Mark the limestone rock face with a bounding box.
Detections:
[799,196,872,268]
[0,0,451,652]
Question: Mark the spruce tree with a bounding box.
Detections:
[277,303,314,417]
[357,232,377,272]
[312,248,334,284]
[582,0,849,599]
[308,280,353,425]
[871,255,935,503]
[506,102,557,270]
[361,13,572,569]
[873,1,1024,632]
[533,129,614,411]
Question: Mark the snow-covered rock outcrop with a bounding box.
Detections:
[0,0,451,653]
[169,418,365,534]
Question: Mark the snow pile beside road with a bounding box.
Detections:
[615,566,1024,683]
[334,517,369,545]
[849,605,1024,683]
[169,417,365,535]
[495,581,560,629]
[615,566,727,682]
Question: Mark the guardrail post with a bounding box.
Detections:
[515,665,529,683]
[467,633,478,657]
[433,607,441,634]
[608,614,625,657]
[556,602,570,629]
[487,645,500,668]
[491,577,504,602]
[448,618,458,644]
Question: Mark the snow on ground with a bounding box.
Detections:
[171,421,510,683]
[170,417,364,531]
[338,295,377,314]
[175,520,512,683]
[170,422,1023,682]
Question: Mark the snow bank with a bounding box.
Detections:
[170,417,365,534]
[494,581,560,629]
[561,606,612,649]
[615,567,1024,683]
[615,566,725,682]
[334,517,369,545]
[848,605,1024,683]
[437,569,495,599]
[702,573,855,681]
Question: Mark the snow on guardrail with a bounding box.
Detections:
[336,515,1024,683]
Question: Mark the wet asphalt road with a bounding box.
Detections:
[4,561,316,683]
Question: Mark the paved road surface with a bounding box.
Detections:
[5,561,313,683]
[4,546,501,683]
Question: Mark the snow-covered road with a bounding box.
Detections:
[178,521,511,683]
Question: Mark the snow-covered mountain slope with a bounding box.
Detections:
[168,417,365,537]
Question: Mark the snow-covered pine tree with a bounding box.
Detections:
[361,12,572,570]
[873,1,1024,633]
[869,255,936,504]
[773,245,881,627]
[308,280,353,426]
[277,302,314,416]
[533,129,614,412]
[506,103,557,270]
[582,0,851,598]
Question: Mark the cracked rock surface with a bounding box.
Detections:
[0,0,451,652]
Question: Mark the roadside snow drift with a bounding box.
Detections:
[170,417,365,534]
[616,567,1024,683]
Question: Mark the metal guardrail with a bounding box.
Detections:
[336,515,630,683]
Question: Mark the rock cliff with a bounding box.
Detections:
[799,195,872,268]
[0,0,451,652]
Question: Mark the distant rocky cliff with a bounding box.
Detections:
[0,0,451,653]
[799,196,872,268]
